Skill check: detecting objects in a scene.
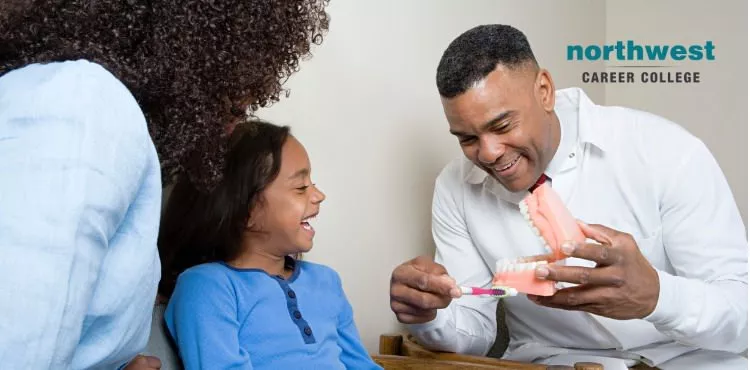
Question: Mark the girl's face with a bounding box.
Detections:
[249,136,326,255]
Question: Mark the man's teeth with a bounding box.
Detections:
[499,156,520,171]
[495,259,548,272]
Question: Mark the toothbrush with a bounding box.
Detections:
[459,286,518,298]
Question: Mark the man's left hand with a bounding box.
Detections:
[528,221,660,320]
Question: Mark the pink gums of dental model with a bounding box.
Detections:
[491,182,586,296]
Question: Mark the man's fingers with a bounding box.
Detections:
[395,312,434,324]
[129,355,162,370]
[536,265,624,287]
[390,283,452,310]
[577,221,617,244]
[144,356,162,369]
[564,241,621,266]
[392,264,456,296]
[410,255,449,275]
[529,285,603,309]
[390,299,428,316]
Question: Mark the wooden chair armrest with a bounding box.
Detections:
[378,334,616,370]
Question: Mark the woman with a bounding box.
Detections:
[0,1,329,369]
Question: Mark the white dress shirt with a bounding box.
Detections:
[0,60,161,369]
[408,87,748,368]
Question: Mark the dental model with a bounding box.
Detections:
[491,182,586,296]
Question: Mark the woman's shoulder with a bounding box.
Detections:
[0,59,147,135]
[2,59,130,99]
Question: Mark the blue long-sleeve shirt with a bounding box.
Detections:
[0,60,162,368]
[164,257,383,370]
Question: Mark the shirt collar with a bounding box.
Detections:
[557,87,609,152]
[463,87,608,186]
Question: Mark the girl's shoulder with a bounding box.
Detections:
[175,262,239,290]
[296,260,345,286]
[296,259,335,275]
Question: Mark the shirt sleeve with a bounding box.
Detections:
[0,61,156,368]
[406,164,499,356]
[643,139,748,353]
[332,271,383,369]
[164,269,253,370]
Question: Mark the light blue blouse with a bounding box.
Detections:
[0,60,161,369]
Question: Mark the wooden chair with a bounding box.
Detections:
[376,333,660,370]
[375,333,603,370]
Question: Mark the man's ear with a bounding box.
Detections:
[536,68,556,113]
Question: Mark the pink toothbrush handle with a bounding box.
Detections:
[459,286,518,297]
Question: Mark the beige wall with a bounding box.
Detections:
[604,0,748,226]
[256,0,606,353]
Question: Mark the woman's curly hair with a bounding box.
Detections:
[0,0,329,190]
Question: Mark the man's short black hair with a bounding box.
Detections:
[436,24,538,98]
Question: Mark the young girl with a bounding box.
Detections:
[158,120,382,370]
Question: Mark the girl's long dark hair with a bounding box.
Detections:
[157,120,290,298]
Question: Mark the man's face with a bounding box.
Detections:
[441,64,559,192]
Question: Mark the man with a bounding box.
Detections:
[389,24,747,369]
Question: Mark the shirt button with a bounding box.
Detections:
[304,326,312,336]
[287,290,296,299]
[294,310,302,319]
[569,152,575,158]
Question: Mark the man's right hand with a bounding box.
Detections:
[389,256,462,324]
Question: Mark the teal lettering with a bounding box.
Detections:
[688,45,703,60]
[585,45,601,60]
[627,40,643,60]
[603,45,615,60]
[616,41,626,60]
[670,45,686,60]
[566,41,715,61]
[567,45,584,60]
[704,41,715,60]
[646,45,669,60]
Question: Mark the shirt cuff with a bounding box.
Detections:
[642,269,680,326]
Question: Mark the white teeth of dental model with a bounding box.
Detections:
[495,260,550,273]
[495,258,510,272]
[531,226,540,236]
[518,201,531,222]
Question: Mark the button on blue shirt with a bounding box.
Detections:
[0,60,162,369]
[164,258,383,370]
